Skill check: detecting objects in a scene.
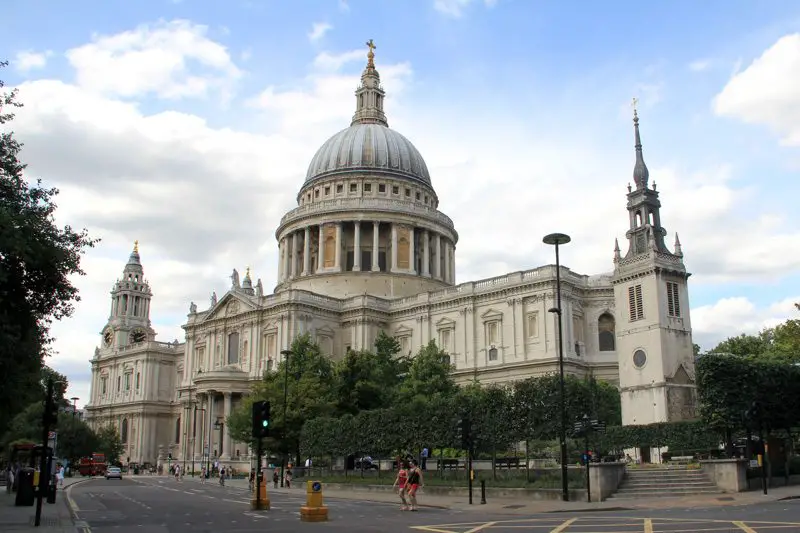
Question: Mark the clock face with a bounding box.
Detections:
[131,329,146,344]
[103,330,113,347]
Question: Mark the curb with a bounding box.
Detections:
[64,478,95,533]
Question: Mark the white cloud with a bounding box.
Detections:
[14,50,52,72]
[311,49,364,71]
[689,59,711,72]
[713,33,800,146]
[65,19,241,100]
[692,296,800,350]
[338,0,350,11]
[308,22,332,42]
[433,0,496,17]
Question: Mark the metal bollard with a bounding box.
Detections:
[480,479,486,504]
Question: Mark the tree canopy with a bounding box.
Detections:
[0,63,97,434]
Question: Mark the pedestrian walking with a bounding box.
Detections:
[285,465,292,489]
[405,459,423,511]
[392,461,409,510]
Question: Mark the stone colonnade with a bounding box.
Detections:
[180,391,246,464]
[278,221,455,283]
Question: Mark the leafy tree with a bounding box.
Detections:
[95,425,124,464]
[0,63,97,434]
[1,402,43,450]
[334,348,404,414]
[767,319,800,363]
[54,413,97,464]
[710,333,770,358]
[397,340,457,403]
[227,333,337,464]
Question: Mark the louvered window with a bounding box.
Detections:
[667,282,681,317]
[628,285,644,321]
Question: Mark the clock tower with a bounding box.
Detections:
[101,241,156,350]
[611,106,697,429]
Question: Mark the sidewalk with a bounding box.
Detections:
[171,474,800,516]
[0,477,87,532]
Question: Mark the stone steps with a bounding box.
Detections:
[608,466,721,500]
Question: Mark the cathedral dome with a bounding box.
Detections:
[305,123,431,186]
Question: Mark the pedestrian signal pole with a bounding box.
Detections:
[252,401,271,510]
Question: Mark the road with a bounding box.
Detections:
[66,476,461,532]
[66,476,800,533]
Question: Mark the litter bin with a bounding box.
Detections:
[47,479,57,504]
[15,468,35,506]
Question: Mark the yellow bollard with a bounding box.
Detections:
[250,479,271,510]
[300,480,328,522]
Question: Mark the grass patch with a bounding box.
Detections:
[302,468,585,489]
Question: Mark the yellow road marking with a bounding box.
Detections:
[732,522,758,533]
[644,518,653,533]
[549,518,577,533]
[464,523,498,533]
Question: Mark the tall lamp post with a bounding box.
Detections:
[70,397,79,419]
[279,349,292,488]
[543,232,571,502]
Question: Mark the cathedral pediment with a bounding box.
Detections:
[316,325,335,337]
[480,308,503,321]
[436,317,456,330]
[202,292,257,322]
[394,324,413,336]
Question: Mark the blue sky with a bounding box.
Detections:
[3,0,800,405]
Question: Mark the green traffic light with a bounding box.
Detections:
[262,420,268,427]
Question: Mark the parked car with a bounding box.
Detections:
[105,466,123,480]
[354,456,379,471]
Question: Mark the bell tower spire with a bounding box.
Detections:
[101,241,155,350]
[351,39,388,127]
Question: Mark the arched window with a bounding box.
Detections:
[175,417,181,443]
[121,418,129,443]
[598,313,616,352]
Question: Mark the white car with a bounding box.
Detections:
[105,467,122,480]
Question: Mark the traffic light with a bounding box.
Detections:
[252,400,271,439]
[456,417,471,449]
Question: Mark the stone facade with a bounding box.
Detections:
[84,47,696,470]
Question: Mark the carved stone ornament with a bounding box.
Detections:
[226,300,240,316]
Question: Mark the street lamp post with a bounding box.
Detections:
[543,232,571,502]
[279,349,292,488]
[70,397,79,419]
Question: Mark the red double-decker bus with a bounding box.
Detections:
[77,453,106,476]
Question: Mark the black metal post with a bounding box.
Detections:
[468,446,473,505]
[480,479,486,504]
[758,421,768,495]
[191,405,197,477]
[256,438,263,509]
[554,241,569,501]
[585,429,591,502]
[71,397,79,419]
[35,378,54,527]
[280,350,291,487]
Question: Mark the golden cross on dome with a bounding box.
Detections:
[366,39,376,67]
[246,265,251,277]
[631,97,639,116]
[133,240,139,253]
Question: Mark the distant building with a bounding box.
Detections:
[84,45,696,468]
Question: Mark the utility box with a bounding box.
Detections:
[14,469,35,507]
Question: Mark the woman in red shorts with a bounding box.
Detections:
[405,459,423,511]
[392,460,409,510]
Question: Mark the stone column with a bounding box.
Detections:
[283,235,292,279]
[372,221,380,271]
[290,232,298,278]
[434,233,442,280]
[334,222,343,271]
[222,392,232,459]
[444,239,451,283]
[391,224,398,272]
[353,221,361,271]
[450,244,456,283]
[409,227,416,274]
[302,227,311,275]
[422,230,430,277]
[317,225,324,271]
[278,239,284,281]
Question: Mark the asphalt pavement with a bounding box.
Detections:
[65,476,800,533]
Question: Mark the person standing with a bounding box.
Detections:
[421,447,429,471]
[392,461,410,510]
[406,460,423,511]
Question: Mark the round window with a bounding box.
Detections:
[633,349,647,368]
